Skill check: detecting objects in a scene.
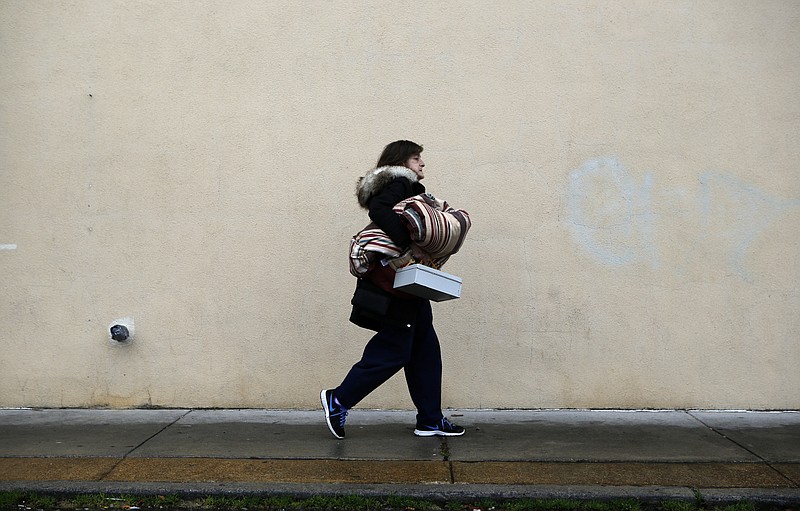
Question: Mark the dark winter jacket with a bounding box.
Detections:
[349,166,425,331]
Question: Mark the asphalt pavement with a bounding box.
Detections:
[0,408,798,505]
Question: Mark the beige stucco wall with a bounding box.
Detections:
[1,1,798,410]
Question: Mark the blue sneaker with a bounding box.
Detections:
[414,417,465,437]
[320,389,348,439]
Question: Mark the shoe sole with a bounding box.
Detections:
[413,429,465,437]
[320,389,344,439]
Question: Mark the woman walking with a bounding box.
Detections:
[321,140,465,439]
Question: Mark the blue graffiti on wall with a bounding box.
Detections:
[567,157,800,281]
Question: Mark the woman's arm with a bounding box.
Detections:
[368,179,412,247]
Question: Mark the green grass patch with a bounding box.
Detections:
[488,499,641,511]
[1,491,57,510]
[0,491,788,511]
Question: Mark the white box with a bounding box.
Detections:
[393,264,462,302]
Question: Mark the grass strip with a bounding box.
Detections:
[0,491,777,511]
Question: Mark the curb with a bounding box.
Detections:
[2,481,800,507]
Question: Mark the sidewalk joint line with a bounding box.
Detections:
[441,438,455,484]
[686,410,799,487]
[97,410,192,481]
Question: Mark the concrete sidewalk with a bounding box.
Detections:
[0,409,798,504]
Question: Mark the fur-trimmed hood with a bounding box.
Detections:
[355,166,419,209]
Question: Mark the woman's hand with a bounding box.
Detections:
[410,243,432,264]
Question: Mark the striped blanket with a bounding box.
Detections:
[393,193,471,259]
[349,194,471,277]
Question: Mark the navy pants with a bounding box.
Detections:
[335,299,443,425]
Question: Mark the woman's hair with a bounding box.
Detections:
[376,140,423,168]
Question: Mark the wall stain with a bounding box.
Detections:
[566,157,800,282]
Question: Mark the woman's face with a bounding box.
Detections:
[404,154,425,180]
